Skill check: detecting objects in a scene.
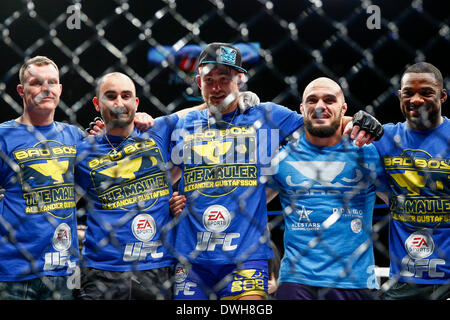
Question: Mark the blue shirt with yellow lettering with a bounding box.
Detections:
[374,117,450,284]
[170,103,303,265]
[75,114,178,271]
[0,121,83,281]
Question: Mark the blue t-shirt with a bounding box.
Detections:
[170,103,303,265]
[269,132,386,289]
[75,114,178,271]
[373,118,450,284]
[0,120,84,281]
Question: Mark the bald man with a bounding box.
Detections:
[266,77,388,300]
[74,72,203,299]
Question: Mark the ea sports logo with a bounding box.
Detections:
[203,205,231,232]
[405,231,434,259]
[132,213,156,242]
[174,263,190,283]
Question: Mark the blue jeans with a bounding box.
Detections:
[0,276,74,300]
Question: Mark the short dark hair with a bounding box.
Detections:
[402,62,443,88]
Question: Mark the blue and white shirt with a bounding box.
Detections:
[269,132,386,289]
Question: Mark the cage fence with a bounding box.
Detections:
[0,0,448,300]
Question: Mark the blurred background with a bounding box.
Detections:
[0,0,448,274]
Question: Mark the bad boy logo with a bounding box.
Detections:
[285,161,364,189]
[386,149,448,196]
[13,140,76,217]
[89,140,170,210]
[191,140,234,165]
[14,141,76,189]
[91,147,163,188]
[180,124,260,197]
[220,47,237,65]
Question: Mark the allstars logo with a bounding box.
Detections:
[291,206,319,231]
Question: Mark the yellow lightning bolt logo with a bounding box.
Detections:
[391,170,427,195]
[28,160,69,184]
[97,156,158,180]
[191,141,233,164]
[233,269,259,279]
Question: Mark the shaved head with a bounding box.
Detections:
[302,77,345,104]
[93,72,139,131]
[96,72,136,97]
[300,77,347,140]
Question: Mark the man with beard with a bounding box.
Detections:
[266,77,387,300]
[373,62,449,300]
[74,72,206,299]
[0,57,158,300]
[169,43,383,300]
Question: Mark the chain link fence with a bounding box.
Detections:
[0,0,448,300]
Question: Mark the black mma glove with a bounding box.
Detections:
[85,117,103,134]
[352,110,384,141]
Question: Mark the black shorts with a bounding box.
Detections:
[383,282,450,300]
[78,266,173,300]
[276,282,380,300]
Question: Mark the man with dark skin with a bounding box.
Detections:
[373,62,449,300]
